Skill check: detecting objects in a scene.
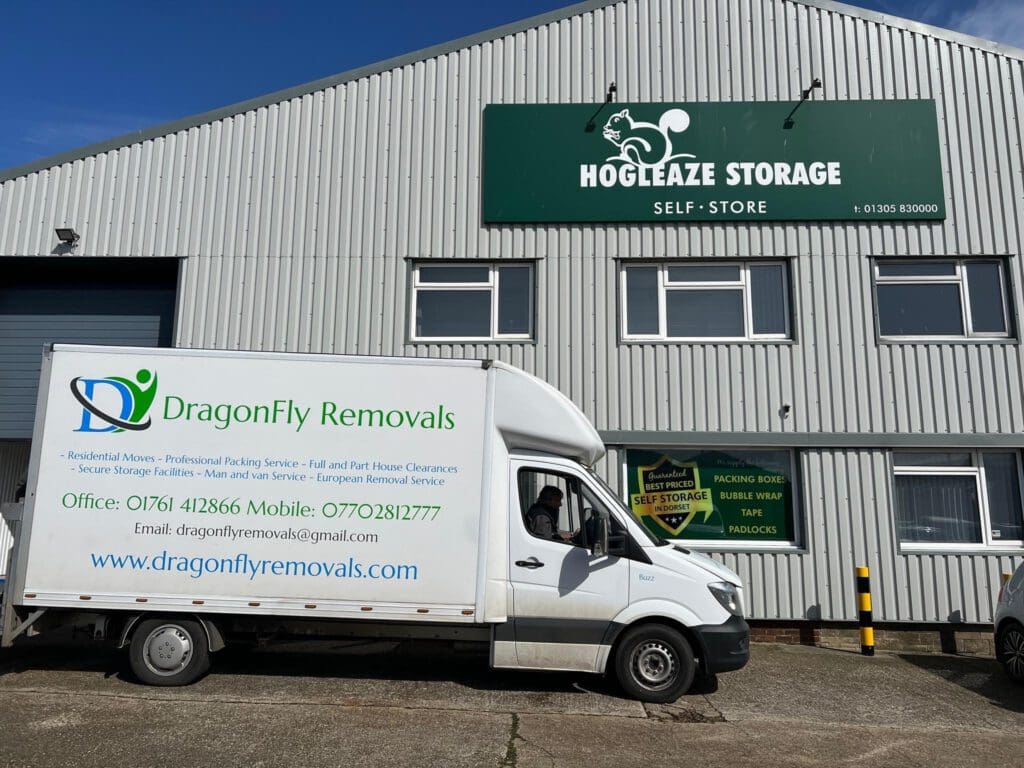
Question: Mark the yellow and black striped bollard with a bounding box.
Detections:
[856,566,875,656]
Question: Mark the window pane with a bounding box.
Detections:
[418,266,490,284]
[625,267,660,335]
[666,290,744,337]
[893,452,972,467]
[624,448,795,542]
[415,290,490,337]
[877,262,957,277]
[895,475,981,543]
[750,264,788,335]
[517,469,585,546]
[667,265,741,283]
[497,266,532,335]
[877,284,964,335]
[966,262,1007,334]
[983,453,1023,541]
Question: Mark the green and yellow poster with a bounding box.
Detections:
[626,449,795,541]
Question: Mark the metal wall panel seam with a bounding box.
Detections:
[978,54,1005,252]
[172,128,194,258]
[963,51,989,252]
[160,134,181,257]
[846,451,868,618]
[822,451,846,618]
[360,78,382,349]
[219,117,240,261]
[134,137,153,256]
[266,103,287,268]
[34,167,54,258]
[991,58,1019,254]
[206,120,226,262]
[77,156,97,255]
[869,452,894,621]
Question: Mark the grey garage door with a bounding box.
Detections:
[0,258,179,439]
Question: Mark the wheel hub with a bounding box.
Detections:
[632,641,677,690]
[143,625,193,675]
[1003,627,1024,679]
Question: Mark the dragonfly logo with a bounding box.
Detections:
[71,369,158,433]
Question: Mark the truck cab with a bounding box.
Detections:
[497,451,748,701]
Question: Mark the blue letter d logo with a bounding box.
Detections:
[73,378,134,433]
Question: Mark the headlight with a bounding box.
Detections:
[708,582,743,617]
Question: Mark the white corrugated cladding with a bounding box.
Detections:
[1,0,1022,621]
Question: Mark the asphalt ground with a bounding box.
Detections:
[0,635,1022,767]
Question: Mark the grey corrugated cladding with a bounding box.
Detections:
[1,0,1023,622]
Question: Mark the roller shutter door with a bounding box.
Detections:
[0,258,178,439]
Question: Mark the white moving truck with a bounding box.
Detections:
[0,345,748,702]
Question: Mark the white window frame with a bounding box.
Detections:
[410,262,534,342]
[875,259,1011,341]
[894,450,1024,552]
[620,261,791,341]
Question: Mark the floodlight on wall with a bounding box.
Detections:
[783,78,822,129]
[584,81,618,132]
[801,77,822,101]
[55,227,79,245]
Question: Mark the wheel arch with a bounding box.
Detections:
[117,613,225,652]
[605,602,710,675]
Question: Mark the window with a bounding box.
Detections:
[893,451,1024,548]
[517,468,615,548]
[624,448,800,547]
[621,262,790,340]
[875,259,1012,339]
[411,263,533,341]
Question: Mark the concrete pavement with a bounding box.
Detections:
[0,637,1021,767]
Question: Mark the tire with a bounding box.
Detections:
[128,617,211,686]
[997,620,1024,684]
[614,624,696,703]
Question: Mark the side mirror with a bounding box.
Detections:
[590,509,609,557]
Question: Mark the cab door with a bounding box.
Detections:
[506,458,630,671]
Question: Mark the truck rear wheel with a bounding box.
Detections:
[614,624,695,703]
[129,618,211,686]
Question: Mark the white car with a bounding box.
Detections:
[995,562,1024,683]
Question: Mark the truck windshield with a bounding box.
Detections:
[586,468,668,547]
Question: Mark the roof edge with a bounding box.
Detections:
[789,0,1024,61]
[3,0,1023,184]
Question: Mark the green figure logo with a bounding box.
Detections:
[71,369,159,433]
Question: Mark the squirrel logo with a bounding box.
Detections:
[602,108,695,168]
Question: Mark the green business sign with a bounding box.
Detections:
[626,449,795,542]
[483,100,946,223]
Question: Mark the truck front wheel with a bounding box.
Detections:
[128,618,211,686]
[614,624,695,703]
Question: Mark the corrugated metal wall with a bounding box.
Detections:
[1,0,1022,621]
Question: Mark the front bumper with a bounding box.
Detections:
[693,614,750,673]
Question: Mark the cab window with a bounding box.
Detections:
[517,468,619,548]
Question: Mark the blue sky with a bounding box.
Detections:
[2,0,1022,172]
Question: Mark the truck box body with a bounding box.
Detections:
[2,345,747,701]
[10,345,585,621]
